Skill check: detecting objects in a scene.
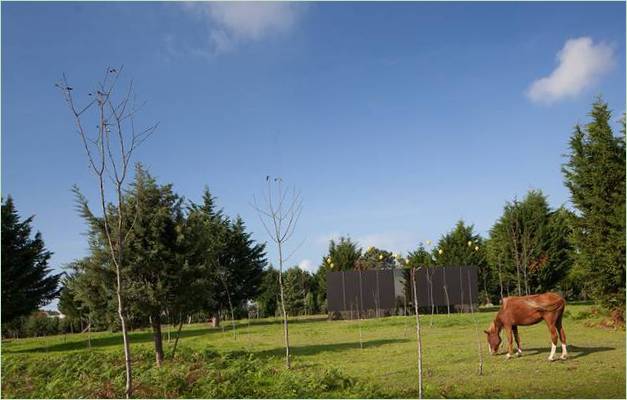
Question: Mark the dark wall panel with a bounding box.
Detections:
[327,267,478,312]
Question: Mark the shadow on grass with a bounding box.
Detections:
[5,316,330,355]
[6,326,213,354]
[255,338,410,359]
[520,344,615,359]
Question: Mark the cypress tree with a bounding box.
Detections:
[1,197,61,324]
[562,99,626,315]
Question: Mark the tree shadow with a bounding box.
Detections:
[5,317,333,354]
[520,344,615,359]
[244,316,329,328]
[254,338,410,359]
[6,326,213,354]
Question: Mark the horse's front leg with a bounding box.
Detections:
[513,326,522,356]
[504,326,514,359]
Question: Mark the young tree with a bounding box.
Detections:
[1,197,61,324]
[409,266,423,398]
[406,244,435,322]
[562,99,626,317]
[252,177,303,369]
[58,67,157,397]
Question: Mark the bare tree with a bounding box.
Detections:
[468,270,484,376]
[218,270,238,340]
[252,177,303,369]
[410,267,424,399]
[57,67,156,397]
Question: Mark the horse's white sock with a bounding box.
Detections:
[548,343,557,360]
[560,344,567,359]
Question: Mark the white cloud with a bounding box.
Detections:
[183,2,302,53]
[298,259,316,273]
[527,37,615,104]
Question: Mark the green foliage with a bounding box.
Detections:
[487,190,574,299]
[435,221,491,302]
[282,267,316,316]
[1,197,61,325]
[562,99,626,313]
[70,166,267,335]
[256,267,280,317]
[320,236,362,271]
[356,246,396,270]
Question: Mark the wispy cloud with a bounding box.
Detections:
[298,259,316,273]
[526,37,615,104]
[182,1,303,54]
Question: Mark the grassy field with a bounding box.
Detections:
[1,304,624,398]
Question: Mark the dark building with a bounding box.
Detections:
[326,266,478,317]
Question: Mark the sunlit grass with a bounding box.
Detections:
[1,304,624,398]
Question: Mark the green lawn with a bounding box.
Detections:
[1,304,624,398]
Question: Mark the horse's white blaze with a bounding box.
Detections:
[548,343,557,360]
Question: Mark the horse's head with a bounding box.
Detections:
[484,322,501,355]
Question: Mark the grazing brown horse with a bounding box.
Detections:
[484,292,567,361]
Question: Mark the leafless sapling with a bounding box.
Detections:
[252,177,303,369]
[57,66,157,397]
[411,267,424,399]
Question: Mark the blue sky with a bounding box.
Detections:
[2,2,626,285]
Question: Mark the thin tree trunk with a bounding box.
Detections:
[356,296,363,349]
[220,274,237,340]
[468,270,483,376]
[278,245,291,369]
[411,268,423,399]
[171,316,184,359]
[442,267,450,316]
[497,257,504,301]
[151,313,164,367]
[459,267,465,312]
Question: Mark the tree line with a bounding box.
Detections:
[1,75,623,397]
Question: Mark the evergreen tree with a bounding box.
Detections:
[356,246,395,270]
[320,236,362,271]
[487,190,574,299]
[122,166,184,366]
[562,99,626,315]
[405,244,435,308]
[435,221,489,303]
[256,267,281,317]
[282,267,312,315]
[1,197,61,324]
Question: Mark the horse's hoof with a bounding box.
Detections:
[560,355,567,360]
[506,354,512,359]
[548,357,555,362]
[516,351,522,357]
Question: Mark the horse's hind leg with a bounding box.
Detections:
[557,314,567,359]
[545,317,559,361]
[512,326,522,356]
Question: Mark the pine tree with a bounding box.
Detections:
[1,197,61,324]
[562,99,626,315]
[435,221,488,304]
